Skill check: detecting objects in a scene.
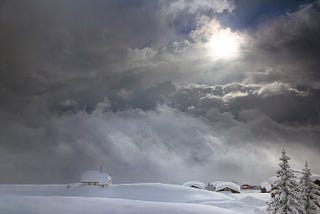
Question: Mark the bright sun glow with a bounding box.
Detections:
[206,29,241,60]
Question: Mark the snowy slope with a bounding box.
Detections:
[0,196,239,214]
[183,181,206,189]
[0,183,269,214]
[0,183,232,202]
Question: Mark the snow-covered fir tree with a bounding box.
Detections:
[267,149,302,214]
[300,161,320,214]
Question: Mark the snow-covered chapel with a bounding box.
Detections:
[80,167,112,187]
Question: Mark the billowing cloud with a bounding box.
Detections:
[246,1,320,86]
[0,0,320,184]
[166,0,235,15]
[0,104,279,184]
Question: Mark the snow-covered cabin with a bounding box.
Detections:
[314,179,320,186]
[312,174,320,186]
[241,184,255,190]
[80,170,112,187]
[216,182,240,193]
[183,181,206,189]
[206,181,223,191]
[260,182,272,193]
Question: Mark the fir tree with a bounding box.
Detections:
[267,149,302,214]
[300,161,320,214]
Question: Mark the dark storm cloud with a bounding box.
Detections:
[0,103,280,184]
[0,0,320,184]
[245,1,320,85]
[171,82,320,139]
[223,0,316,29]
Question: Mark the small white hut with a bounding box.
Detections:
[80,169,112,187]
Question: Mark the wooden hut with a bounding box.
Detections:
[241,184,255,190]
[216,182,240,193]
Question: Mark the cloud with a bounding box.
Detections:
[257,82,303,97]
[246,1,320,85]
[166,0,235,15]
[0,0,320,184]
[0,103,281,184]
[171,82,320,125]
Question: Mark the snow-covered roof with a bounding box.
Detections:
[260,182,272,192]
[215,182,240,193]
[208,181,223,188]
[183,181,206,189]
[80,170,112,185]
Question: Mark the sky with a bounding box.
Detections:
[0,0,320,184]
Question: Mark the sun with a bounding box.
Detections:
[206,28,241,60]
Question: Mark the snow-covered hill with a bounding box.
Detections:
[0,183,270,214]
